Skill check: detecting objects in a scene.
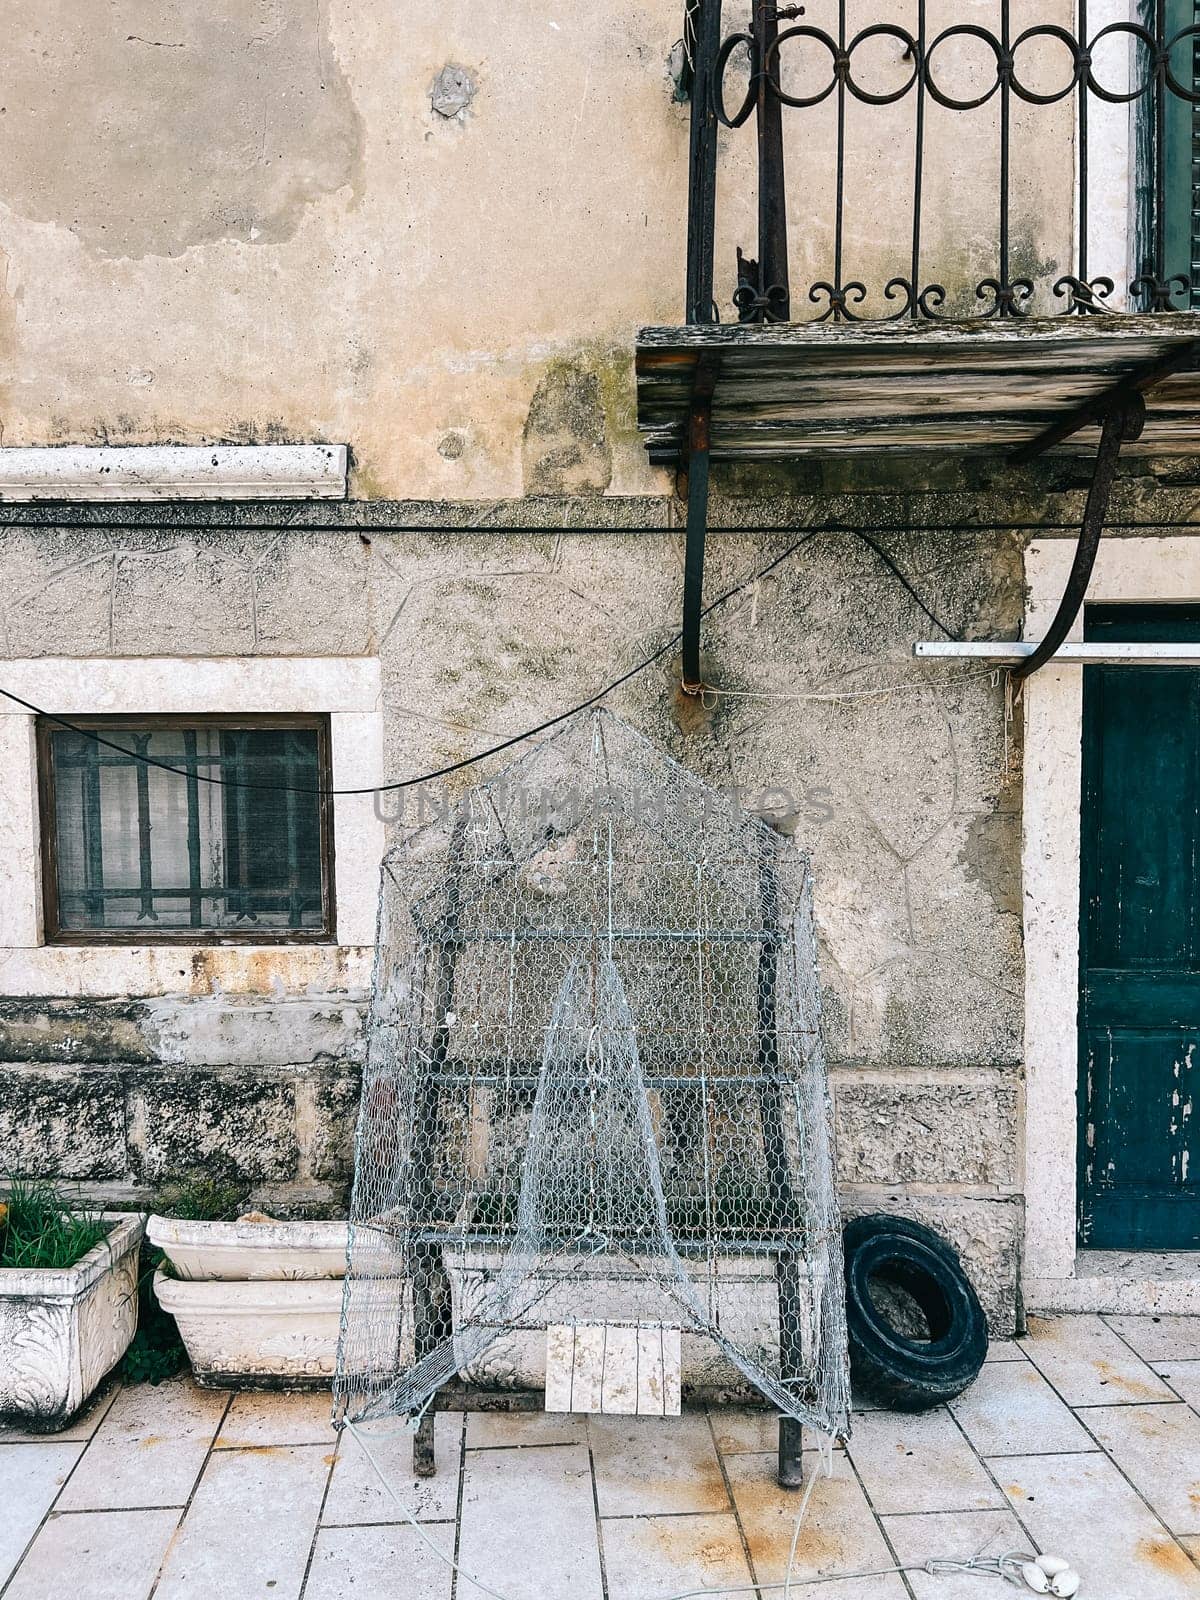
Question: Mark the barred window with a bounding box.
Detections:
[39,717,334,942]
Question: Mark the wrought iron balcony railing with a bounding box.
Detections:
[683,0,1200,326]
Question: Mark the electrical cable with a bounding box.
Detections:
[700,668,995,707]
[0,531,817,797]
[0,526,968,798]
[0,514,1147,534]
[782,1436,832,1600]
[849,530,958,639]
[4,505,1157,545]
[345,1422,510,1600]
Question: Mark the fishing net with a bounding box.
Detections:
[335,709,850,1441]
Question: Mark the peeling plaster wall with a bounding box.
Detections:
[0,0,691,497]
[0,0,1077,499]
[1,2,363,260]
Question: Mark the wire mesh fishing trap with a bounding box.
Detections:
[335,710,850,1442]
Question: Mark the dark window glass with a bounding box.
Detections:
[41,718,333,941]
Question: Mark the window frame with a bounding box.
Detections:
[1161,0,1198,301]
[36,712,337,946]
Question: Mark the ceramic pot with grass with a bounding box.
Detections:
[0,1211,144,1430]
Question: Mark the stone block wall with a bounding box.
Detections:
[0,997,364,1215]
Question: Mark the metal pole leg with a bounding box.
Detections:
[778,1416,804,1489]
[680,358,717,694]
[1011,394,1145,681]
[755,835,806,1492]
[413,1410,437,1478]
[406,812,465,1485]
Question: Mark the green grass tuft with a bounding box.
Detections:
[0,1176,109,1271]
[120,1241,187,1385]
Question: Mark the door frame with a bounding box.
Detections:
[1024,535,1200,1309]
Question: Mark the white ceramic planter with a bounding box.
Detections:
[147,1216,348,1281]
[0,1213,144,1430]
[445,1249,786,1396]
[154,1270,343,1387]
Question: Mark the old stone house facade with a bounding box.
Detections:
[1,2,1199,1334]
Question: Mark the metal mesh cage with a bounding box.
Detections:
[335,710,850,1440]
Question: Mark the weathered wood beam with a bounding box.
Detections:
[636,318,1200,462]
[1010,343,1200,462]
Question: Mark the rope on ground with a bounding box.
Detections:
[345,1418,1074,1600]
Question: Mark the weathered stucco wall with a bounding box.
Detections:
[7,463,1200,1324]
[8,462,1172,1327]
[0,0,1165,1335]
[0,0,1078,499]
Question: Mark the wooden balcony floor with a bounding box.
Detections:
[635,314,1200,463]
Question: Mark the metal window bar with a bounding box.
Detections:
[685,0,1200,327]
[1196,0,1200,300]
[183,729,203,929]
[82,736,104,924]
[56,886,313,905]
[285,733,302,929]
[48,724,325,933]
[910,0,927,316]
[1159,0,1170,295]
[132,732,156,923]
[998,0,1014,309]
[233,730,252,922]
[1079,0,1090,287]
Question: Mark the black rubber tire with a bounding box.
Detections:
[843,1213,988,1412]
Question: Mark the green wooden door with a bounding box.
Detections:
[1079,604,1200,1249]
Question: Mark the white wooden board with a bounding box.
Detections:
[544,1323,682,1417]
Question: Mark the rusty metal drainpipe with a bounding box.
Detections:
[681,359,719,695]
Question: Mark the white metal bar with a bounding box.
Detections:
[0,445,347,501]
[915,641,1200,666]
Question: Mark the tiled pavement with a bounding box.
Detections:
[3,1315,1200,1599]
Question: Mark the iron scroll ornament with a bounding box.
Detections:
[709,12,1200,324]
[715,22,1200,120]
